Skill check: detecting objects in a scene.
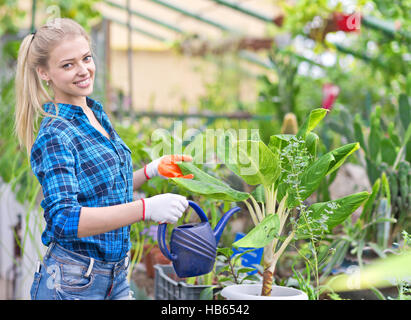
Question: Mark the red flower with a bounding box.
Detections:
[333,12,361,32]
[322,83,340,110]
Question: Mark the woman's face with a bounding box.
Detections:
[38,35,95,106]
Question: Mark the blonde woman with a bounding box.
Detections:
[15,18,193,300]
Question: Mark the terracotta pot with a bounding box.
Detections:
[143,244,171,278]
[153,248,171,266]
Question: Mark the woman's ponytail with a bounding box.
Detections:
[15,33,44,156]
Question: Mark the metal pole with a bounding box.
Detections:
[362,15,411,42]
[104,19,112,116]
[105,16,167,42]
[105,0,184,34]
[147,0,240,33]
[127,0,134,120]
[332,42,385,68]
[30,0,37,33]
[210,0,274,23]
[113,110,272,121]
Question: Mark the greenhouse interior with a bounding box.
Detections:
[0,0,410,301]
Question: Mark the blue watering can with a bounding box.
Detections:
[157,200,241,278]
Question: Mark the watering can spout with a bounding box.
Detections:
[213,206,241,244]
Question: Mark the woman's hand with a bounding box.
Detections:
[144,154,194,180]
[142,193,188,223]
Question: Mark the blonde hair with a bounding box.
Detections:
[14,18,93,156]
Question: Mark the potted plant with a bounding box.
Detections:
[170,108,370,299]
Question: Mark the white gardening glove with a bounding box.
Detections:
[144,158,162,179]
[144,155,194,180]
[142,193,188,224]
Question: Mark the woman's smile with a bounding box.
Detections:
[74,77,91,88]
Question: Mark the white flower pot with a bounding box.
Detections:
[221,284,308,300]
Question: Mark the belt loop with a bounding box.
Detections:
[36,260,41,273]
[125,255,129,269]
[84,258,94,278]
[44,242,55,260]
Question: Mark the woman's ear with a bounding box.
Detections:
[36,66,50,82]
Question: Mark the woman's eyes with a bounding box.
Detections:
[62,55,92,69]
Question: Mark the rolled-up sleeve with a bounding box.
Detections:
[31,130,82,241]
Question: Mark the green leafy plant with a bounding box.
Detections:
[196,247,262,300]
[215,248,260,286]
[328,95,411,250]
[170,108,369,298]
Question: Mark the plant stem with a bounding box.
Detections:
[229,256,239,284]
[271,231,296,273]
[299,207,320,299]
[250,194,264,221]
[261,231,296,296]
[243,199,259,226]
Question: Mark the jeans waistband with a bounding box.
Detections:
[44,242,129,277]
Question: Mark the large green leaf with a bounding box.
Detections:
[325,142,360,176]
[267,134,294,154]
[353,114,367,153]
[171,162,250,202]
[360,178,380,221]
[404,123,411,146]
[305,132,319,158]
[368,111,381,160]
[268,132,318,158]
[399,94,410,132]
[217,137,280,187]
[232,214,280,249]
[380,138,397,166]
[296,108,328,139]
[278,142,360,208]
[251,184,266,203]
[278,151,335,208]
[296,191,370,238]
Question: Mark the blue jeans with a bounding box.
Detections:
[30,242,132,300]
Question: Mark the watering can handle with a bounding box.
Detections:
[158,200,208,261]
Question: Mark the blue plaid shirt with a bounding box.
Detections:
[30,97,133,262]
